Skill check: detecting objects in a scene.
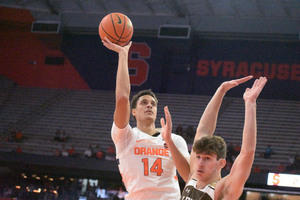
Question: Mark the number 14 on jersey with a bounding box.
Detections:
[142,158,163,176]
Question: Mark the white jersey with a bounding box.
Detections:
[111,123,190,200]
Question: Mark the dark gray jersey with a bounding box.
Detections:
[181,179,214,200]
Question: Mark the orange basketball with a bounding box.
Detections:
[99,13,133,46]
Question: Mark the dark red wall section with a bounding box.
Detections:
[0,6,90,90]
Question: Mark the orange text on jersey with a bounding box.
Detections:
[134,147,170,156]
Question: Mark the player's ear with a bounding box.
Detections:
[132,108,136,117]
[219,158,226,169]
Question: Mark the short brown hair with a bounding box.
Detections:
[193,136,227,160]
[130,89,158,121]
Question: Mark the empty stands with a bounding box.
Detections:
[0,85,299,172]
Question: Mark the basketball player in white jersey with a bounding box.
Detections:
[165,76,267,199]
[102,38,190,200]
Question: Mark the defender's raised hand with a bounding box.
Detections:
[160,106,172,142]
[243,77,267,102]
[220,75,253,92]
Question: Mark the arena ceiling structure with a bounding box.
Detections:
[1,0,300,40]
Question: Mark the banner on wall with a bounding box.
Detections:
[193,39,300,99]
[62,35,299,99]
[62,35,166,93]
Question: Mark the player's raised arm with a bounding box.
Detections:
[102,37,132,128]
[194,76,253,142]
[189,76,253,177]
[219,77,267,199]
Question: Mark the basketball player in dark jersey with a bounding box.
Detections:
[163,76,267,200]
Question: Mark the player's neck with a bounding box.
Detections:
[196,174,220,189]
[136,122,157,135]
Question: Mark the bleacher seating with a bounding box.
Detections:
[0,86,299,172]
